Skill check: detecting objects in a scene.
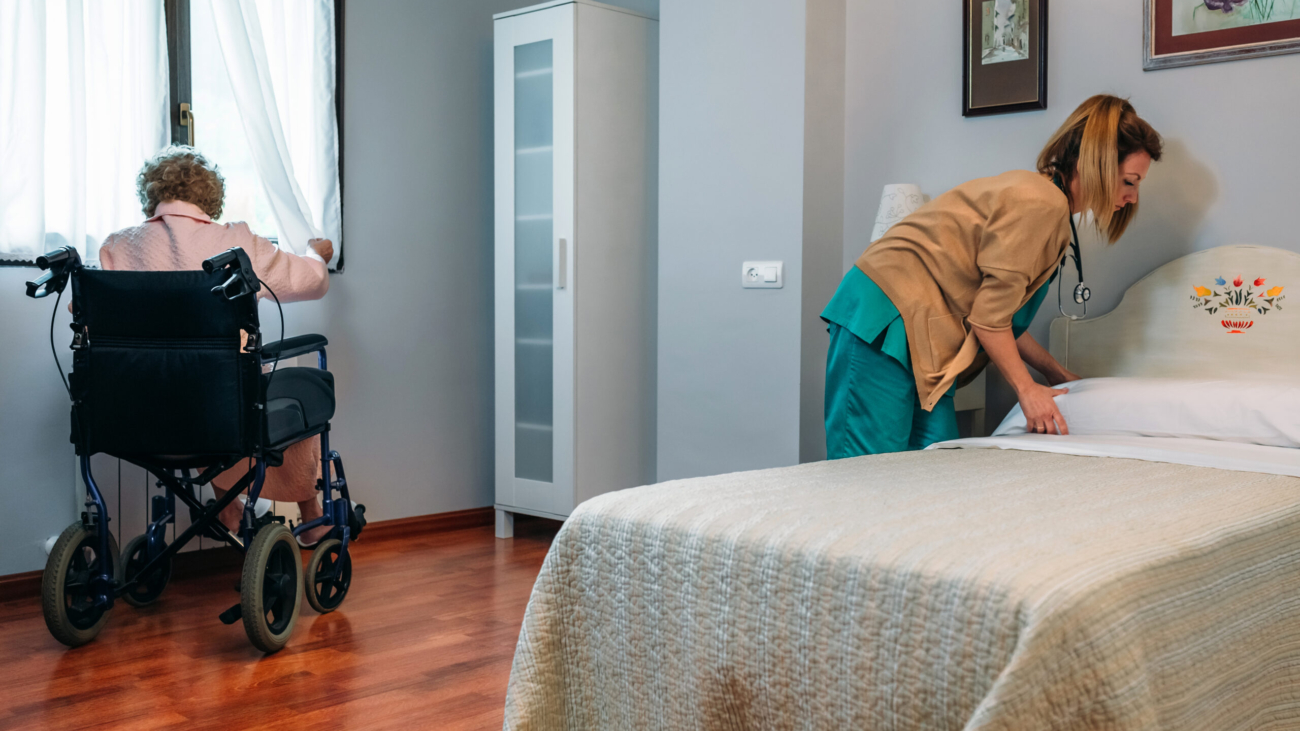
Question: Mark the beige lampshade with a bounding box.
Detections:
[871,184,925,242]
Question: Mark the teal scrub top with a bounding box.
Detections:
[820,266,1055,371]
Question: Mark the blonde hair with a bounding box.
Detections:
[1037,95,1163,243]
[136,145,225,220]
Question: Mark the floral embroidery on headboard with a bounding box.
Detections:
[1190,275,1285,333]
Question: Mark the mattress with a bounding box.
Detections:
[503,440,1300,730]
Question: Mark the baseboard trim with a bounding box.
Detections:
[0,570,40,603]
[0,506,497,603]
[361,506,495,540]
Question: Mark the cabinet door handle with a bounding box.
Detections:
[556,238,567,290]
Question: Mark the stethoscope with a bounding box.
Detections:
[1053,173,1091,320]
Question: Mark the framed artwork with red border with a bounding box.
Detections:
[1146,0,1300,70]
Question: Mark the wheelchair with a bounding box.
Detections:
[25,246,364,653]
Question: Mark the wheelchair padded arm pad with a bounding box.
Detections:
[261,334,328,362]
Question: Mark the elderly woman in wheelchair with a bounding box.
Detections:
[25,146,363,653]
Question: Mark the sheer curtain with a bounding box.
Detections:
[0,0,169,263]
[203,0,340,256]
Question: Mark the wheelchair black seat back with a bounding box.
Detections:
[71,267,262,458]
[27,246,363,653]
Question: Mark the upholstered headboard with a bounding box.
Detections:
[1049,245,1300,379]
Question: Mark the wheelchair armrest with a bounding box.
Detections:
[261,334,328,363]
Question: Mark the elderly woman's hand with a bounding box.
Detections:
[308,238,334,265]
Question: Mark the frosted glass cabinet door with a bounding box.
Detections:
[512,39,554,484]
[494,6,575,517]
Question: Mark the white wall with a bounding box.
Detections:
[656,0,808,481]
[843,0,1300,422]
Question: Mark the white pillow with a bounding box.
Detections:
[992,377,1300,449]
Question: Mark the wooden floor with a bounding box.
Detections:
[0,518,559,731]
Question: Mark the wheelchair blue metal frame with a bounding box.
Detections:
[277,347,354,557]
[79,457,115,611]
[107,456,267,600]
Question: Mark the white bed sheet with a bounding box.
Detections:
[931,433,1300,477]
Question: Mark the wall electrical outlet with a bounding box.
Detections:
[742,261,783,289]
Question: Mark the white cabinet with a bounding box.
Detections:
[493,0,657,537]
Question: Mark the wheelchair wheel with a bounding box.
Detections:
[42,522,120,648]
[240,523,301,653]
[305,539,352,614]
[121,534,172,608]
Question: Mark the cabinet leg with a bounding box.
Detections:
[495,509,515,539]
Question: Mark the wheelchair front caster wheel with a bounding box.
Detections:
[121,534,172,608]
[305,539,352,614]
[240,523,301,653]
[42,523,120,647]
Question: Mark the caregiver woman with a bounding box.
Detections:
[822,94,1163,458]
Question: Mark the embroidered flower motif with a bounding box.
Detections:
[1191,275,1285,325]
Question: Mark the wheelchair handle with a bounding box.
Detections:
[202,248,239,274]
[37,246,76,271]
[202,247,261,300]
[25,246,81,299]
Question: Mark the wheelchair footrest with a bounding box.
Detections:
[219,603,243,625]
[351,503,367,540]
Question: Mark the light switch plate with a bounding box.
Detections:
[742,261,783,289]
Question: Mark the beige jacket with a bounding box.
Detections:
[856,170,1071,411]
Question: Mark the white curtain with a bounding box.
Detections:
[0,0,169,263]
[203,0,340,255]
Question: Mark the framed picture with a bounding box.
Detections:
[963,0,1048,117]
[1145,0,1300,70]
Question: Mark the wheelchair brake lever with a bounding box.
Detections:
[26,270,56,298]
[214,272,254,300]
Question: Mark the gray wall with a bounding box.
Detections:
[601,0,659,16]
[842,0,1300,423]
[0,273,79,575]
[316,0,530,528]
[657,0,808,481]
[799,0,846,464]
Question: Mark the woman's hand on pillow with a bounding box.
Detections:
[309,238,334,265]
[1017,382,1070,435]
[1046,365,1081,387]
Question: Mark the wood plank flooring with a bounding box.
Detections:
[0,517,559,731]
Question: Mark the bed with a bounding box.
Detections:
[502,245,1300,731]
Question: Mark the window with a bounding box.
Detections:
[0,0,342,267]
[171,0,343,266]
[0,1,169,263]
[189,0,281,239]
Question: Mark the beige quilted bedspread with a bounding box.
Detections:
[503,448,1300,730]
